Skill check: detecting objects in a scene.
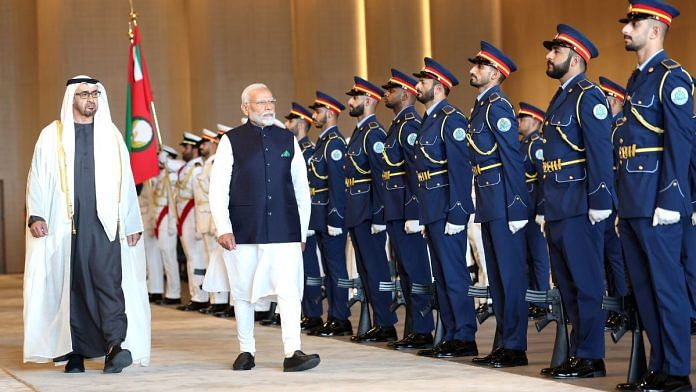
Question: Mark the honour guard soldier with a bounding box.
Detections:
[344,76,398,342]
[306,91,353,337]
[176,132,210,311]
[598,77,629,330]
[140,163,163,303]
[688,112,696,336]
[194,128,229,314]
[285,102,324,331]
[381,69,435,349]
[539,24,616,378]
[411,57,479,358]
[465,42,530,368]
[152,145,183,305]
[517,102,550,320]
[615,1,693,390]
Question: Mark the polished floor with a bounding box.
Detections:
[1,274,693,391]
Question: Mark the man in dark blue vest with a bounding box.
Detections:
[411,57,479,359]
[284,102,324,332]
[344,76,398,343]
[614,1,693,389]
[306,91,354,337]
[209,83,319,372]
[517,102,550,321]
[538,25,615,379]
[598,77,629,332]
[381,69,435,349]
[465,42,530,368]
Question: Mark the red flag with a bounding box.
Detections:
[126,24,159,185]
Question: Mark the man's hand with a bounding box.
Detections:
[127,232,142,247]
[535,214,545,236]
[301,242,306,252]
[218,233,237,251]
[30,221,48,238]
[307,229,315,237]
[404,220,424,234]
[692,212,696,226]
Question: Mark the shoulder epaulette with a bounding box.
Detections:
[404,112,416,121]
[530,134,540,141]
[661,59,681,70]
[577,79,593,91]
[442,105,455,115]
[328,132,346,144]
[489,93,500,102]
[368,122,380,129]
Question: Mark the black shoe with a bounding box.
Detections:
[541,357,573,376]
[528,304,547,320]
[148,293,163,303]
[254,311,270,321]
[351,326,397,343]
[472,347,505,365]
[260,313,281,326]
[283,350,320,372]
[214,306,235,318]
[199,303,229,315]
[232,352,255,371]
[391,333,434,350]
[301,317,323,331]
[491,349,528,368]
[156,297,182,305]
[307,320,332,336]
[639,372,692,392]
[317,319,353,337]
[176,301,209,311]
[553,357,606,379]
[617,370,659,390]
[103,345,132,373]
[434,340,477,358]
[691,318,696,336]
[64,354,85,373]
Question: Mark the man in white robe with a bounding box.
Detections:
[210,83,319,372]
[24,76,150,373]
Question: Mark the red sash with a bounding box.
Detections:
[177,199,195,236]
[154,206,169,239]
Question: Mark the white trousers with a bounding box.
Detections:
[234,296,301,357]
[155,219,181,299]
[144,229,163,293]
[180,214,209,302]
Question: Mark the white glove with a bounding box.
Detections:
[588,209,612,225]
[652,207,680,226]
[535,214,545,235]
[692,212,696,226]
[307,229,315,237]
[404,220,424,234]
[327,225,343,236]
[444,222,466,235]
[371,224,387,234]
[508,219,528,234]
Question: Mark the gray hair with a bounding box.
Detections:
[241,83,268,104]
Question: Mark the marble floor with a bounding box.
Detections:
[2,274,693,391]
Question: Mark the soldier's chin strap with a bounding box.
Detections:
[66,77,99,86]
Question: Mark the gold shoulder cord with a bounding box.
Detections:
[56,121,76,234]
[466,104,499,156]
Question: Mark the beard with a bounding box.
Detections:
[469,75,487,88]
[416,86,434,104]
[250,111,276,127]
[349,103,364,117]
[384,98,397,109]
[546,54,572,79]
[624,35,644,51]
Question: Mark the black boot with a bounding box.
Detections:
[232,352,255,371]
[103,345,132,373]
[64,353,85,373]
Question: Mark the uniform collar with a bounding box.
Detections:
[319,125,337,139]
[561,72,583,90]
[392,105,415,122]
[637,49,665,71]
[476,84,499,103]
[357,113,376,129]
[426,99,448,116]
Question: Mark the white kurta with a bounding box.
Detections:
[209,133,311,303]
[24,120,150,365]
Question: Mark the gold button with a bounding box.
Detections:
[648,67,654,73]
[568,88,573,93]
[515,196,520,200]
[545,121,549,126]
[638,165,644,170]
[433,114,437,118]
[436,183,440,186]
[480,102,484,106]
[622,116,627,121]
[619,138,623,144]
[627,95,631,100]
[569,176,574,180]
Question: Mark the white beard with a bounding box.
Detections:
[250,112,275,127]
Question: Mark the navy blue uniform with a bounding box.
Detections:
[541,73,616,360]
[685,114,696,319]
[467,86,529,351]
[345,114,397,328]
[520,131,551,298]
[414,99,477,342]
[614,52,694,376]
[307,126,350,321]
[381,106,434,334]
[298,136,322,319]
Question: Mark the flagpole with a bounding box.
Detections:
[128,0,162,147]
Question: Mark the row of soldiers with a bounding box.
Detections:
[140,0,694,390]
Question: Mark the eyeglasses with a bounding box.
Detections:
[75,90,101,99]
[249,99,277,107]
